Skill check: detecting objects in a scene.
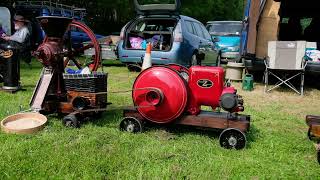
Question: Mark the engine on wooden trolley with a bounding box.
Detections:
[121,64,250,150]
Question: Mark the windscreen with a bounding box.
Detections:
[208,22,242,36]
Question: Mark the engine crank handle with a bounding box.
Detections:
[95,87,162,95]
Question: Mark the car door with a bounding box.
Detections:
[192,22,218,66]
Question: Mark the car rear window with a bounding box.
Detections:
[132,19,176,32]
[200,24,211,40]
[192,22,205,39]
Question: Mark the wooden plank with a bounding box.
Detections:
[30,70,53,111]
[177,114,250,132]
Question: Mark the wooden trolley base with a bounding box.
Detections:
[123,107,250,133]
[121,108,251,150]
[306,115,320,164]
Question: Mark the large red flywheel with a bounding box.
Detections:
[41,20,101,72]
[64,20,101,72]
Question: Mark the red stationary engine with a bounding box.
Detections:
[132,65,244,123]
[123,64,251,150]
[187,66,244,115]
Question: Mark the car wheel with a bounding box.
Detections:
[127,63,141,72]
[190,54,199,66]
[216,54,221,67]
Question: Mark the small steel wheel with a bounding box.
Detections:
[317,150,320,164]
[308,127,314,140]
[219,128,246,150]
[63,114,80,128]
[120,117,143,133]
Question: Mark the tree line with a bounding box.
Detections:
[0,0,245,35]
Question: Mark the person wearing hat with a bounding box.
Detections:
[1,15,30,44]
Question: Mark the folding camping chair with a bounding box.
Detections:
[264,41,307,96]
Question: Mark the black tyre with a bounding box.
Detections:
[219,128,246,150]
[308,127,313,140]
[63,114,80,128]
[120,117,143,133]
[317,150,320,164]
[127,64,141,72]
[190,54,199,66]
[216,54,221,67]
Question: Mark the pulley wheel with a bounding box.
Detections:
[133,66,188,124]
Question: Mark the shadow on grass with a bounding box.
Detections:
[245,125,259,149]
[88,109,123,127]
[141,121,260,149]
[102,59,126,67]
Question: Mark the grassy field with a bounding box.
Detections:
[0,60,319,179]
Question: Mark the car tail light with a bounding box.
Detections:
[120,22,129,40]
[120,26,126,40]
[173,22,183,42]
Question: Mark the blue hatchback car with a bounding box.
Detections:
[118,0,218,70]
[206,21,242,62]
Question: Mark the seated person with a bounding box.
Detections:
[1,15,32,64]
[1,15,30,45]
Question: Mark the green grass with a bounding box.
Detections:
[0,60,319,179]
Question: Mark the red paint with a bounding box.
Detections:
[133,66,188,123]
[187,66,227,114]
[132,64,243,124]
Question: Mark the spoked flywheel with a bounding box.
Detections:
[63,20,101,72]
[219,128,247,150]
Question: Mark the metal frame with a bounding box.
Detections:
[264,59,306,96]
[15,1,87,19]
